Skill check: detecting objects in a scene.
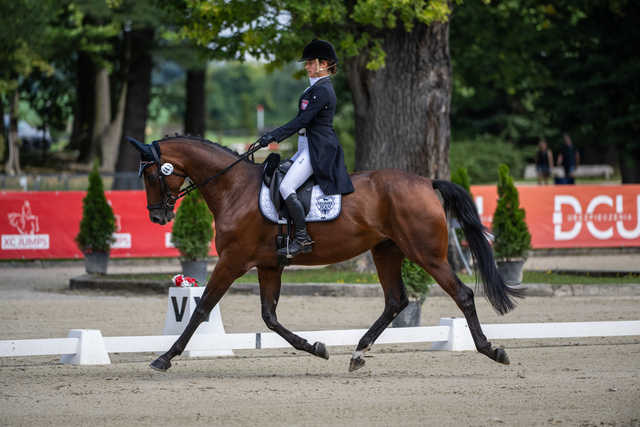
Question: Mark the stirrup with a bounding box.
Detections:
[277,237,313,258]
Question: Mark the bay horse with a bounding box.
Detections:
[130,135,522,372]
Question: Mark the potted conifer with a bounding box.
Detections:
[492,164,532,283]
[171,189,214,284]
[76,160,116,274]
[392,259,432,327]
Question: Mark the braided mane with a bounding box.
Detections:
[155,134,256,164]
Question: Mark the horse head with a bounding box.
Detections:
[128,137,187,225]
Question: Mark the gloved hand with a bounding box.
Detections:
[258,134,274,147]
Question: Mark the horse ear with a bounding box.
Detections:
[127,136,153,161]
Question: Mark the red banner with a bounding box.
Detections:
[0,191,217,259]
[471,185,640,248]
[1,185,639,259]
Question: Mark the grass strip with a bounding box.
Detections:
[113,269,640,285]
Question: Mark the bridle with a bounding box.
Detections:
[139,141,188,214]
[137,139,264,214]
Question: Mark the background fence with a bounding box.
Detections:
[0,172,143,192]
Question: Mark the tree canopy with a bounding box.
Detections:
[181,0,453,69]
[181,0,458,178]
[2,0,638,182]
[450,0,640,181]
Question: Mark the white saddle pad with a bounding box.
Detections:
[259,183,341,224]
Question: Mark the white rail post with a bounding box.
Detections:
[60,329,110,365]
[431,318,476,351]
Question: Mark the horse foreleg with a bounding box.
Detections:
[150,260,243,372]
[258,266,329,360]
[349,241,408,372]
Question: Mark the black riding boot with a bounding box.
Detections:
[277,193,313,258]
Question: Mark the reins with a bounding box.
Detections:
[143,138,263,209]
[173,141,262,200]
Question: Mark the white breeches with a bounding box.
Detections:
[280,136,314,199]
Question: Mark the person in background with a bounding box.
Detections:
[535,138,554,185]
[556,133,580,184]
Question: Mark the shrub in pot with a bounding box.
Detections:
[171,189,214,285]
[392,259,432,327]
[492,164,531,283]
[76,160,116,274]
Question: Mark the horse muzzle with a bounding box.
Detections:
[149,208,175,225]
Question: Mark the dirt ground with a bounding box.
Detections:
[1,285,639,426]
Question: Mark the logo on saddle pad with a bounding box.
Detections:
[316,196,335,217]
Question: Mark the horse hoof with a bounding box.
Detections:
[494,348,510,365]
[313,342,329,360]
[150,356,172,372]
[348,356,365,372]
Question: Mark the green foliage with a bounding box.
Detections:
[149,61,307,134]
[182,0,453,70]
[450,0,640,182]
[450,166,471,193]
[401,259,432,300]
[333,102,355,172]
[450,135,533,184]
[76,160,116,253]
[450,0,552,142]
[492,164,531,260]
[171,190,214,261]
[0,0,57,93]
[208,62,306,131]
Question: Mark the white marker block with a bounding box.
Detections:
[60,329,111,365]
[163,287,233,357]
[431,317,476,351]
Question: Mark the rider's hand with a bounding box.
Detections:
[258,134,274,147]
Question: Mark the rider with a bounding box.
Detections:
[259,39,354,258]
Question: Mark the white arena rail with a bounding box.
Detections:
[1,318,639,365]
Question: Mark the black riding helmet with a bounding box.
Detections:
[300,39,338,63]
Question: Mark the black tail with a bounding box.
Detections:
[433,180,523,314]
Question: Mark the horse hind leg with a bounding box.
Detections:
[258,266,329,360]
[349,240,408,372]
[427,260,510,365]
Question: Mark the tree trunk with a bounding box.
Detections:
[345,22,452,179]
[90,67,111,165]
[4,91,21,176]
[0,98,5,164]
[185,68,206,137]
[113,28,154,190]
[100,81,127,172]
[87,66,127,172]
[70,52,95,163]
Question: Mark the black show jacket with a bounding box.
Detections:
[269,77,354,196]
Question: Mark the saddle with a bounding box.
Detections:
[259,153,342,266]
[262,153,314,219]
